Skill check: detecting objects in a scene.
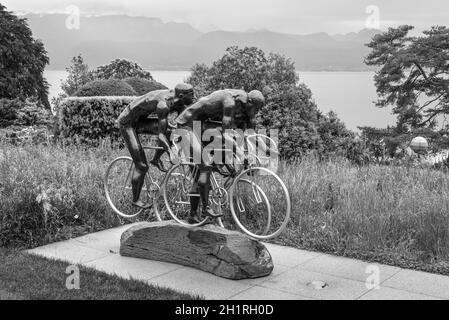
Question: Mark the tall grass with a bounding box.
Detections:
[276,157,449,273]
[0,140,124,248]
[1,142,448,273]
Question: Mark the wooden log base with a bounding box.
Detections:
[120,221,274,280]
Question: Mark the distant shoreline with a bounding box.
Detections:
[45,68,375,73]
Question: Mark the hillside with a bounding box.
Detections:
[24,13,380,71]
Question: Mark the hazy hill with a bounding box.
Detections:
[23,13,380,71]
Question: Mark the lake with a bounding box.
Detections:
[45,70,396,131]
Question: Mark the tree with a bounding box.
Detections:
[365,25,449,131]
[92,59,154,81]
[61,54,93,96]
[187,46,352,159]
[0,4,50,107]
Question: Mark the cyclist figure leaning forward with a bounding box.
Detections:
[174,89,266,224]
[117,84,195,209]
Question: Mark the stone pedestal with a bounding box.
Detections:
[120,221,274,280]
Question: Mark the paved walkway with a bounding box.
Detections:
[27,224,449,300]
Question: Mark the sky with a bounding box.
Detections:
[3,0,449,34]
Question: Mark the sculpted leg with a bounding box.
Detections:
[120,126,151,209]
[136,119,169,173]
[188,169,202,224]
[150,133,171,172]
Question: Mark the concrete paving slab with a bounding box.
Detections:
[238,264,291,286]
[359,287,441,300]
[263,243,322,267]
[25,224,449,300]
[300,254,401,283]
[260,267,370,300]
[72,224,137,253]
[83,254,183,281]
[147,267,254,300]
[229,286,310,300]
[382,269,449,299]
[28,240,109,264]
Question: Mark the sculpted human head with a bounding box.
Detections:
[248,90,266,111]
[175,83,195,106]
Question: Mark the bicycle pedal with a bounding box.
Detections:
[187,193,200,197]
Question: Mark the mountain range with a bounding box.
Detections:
[23,13,381,71]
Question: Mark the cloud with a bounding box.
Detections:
[2,0,448,34]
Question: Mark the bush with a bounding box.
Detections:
[74,79,137,97]
[92,59,153,81]
[124,77,168,95]
[0,98,53,128]
[57,96,134,144]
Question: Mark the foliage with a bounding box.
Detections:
[365,25,449,131]
[57,97,134,144]
[61,54,94,96]
[74,79,137,97]
[91,58,154,81]
[0,98,52,128]
[258,83,322,159]
[359,125,449,164]
[0,126,53,146]
[316,111,363,161]
[124,77,167,95]
[0,4,50,108]
[188,46,354,159]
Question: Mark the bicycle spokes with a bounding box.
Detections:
[230,167,291,240]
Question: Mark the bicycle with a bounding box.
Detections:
[104,133,174,220]
[159,124,291,240]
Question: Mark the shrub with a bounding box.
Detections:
[92,59,153,81]
[57,96,134,144]
[74,79,137,97]
[124,77,168,95]
[0,98,53,128]
[0,126,53,145]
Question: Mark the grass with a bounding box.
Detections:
[1,140,448,276]
[0,140,127,248]
[0,248,202,300]
[274,157,449,275]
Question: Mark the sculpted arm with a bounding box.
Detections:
[156,101,171,150]
[222,96,235,130]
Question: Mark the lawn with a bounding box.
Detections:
[0,248,203,300]
[1,141,449,276]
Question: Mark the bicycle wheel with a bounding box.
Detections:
[229,167,291,240]
[217,177,271,237]
[104,157,157,219]
[162,162,209,227]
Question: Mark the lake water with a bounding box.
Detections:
[45,70,396,131]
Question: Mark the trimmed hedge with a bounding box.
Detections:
[57,96,135,144]
[124,77,168,95]
[74,79,137,97]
